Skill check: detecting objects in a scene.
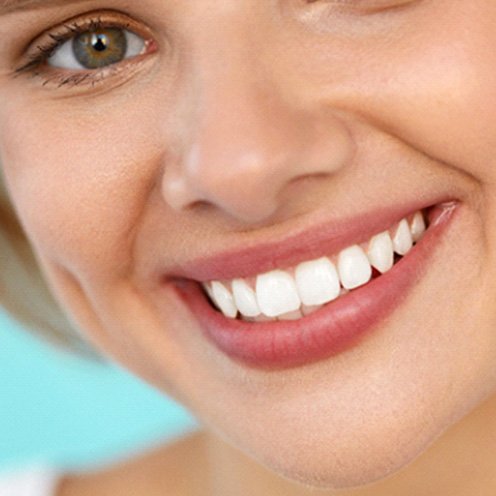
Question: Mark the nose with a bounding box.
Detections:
[161,56,354,225]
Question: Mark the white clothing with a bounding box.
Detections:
[0,467,61,496]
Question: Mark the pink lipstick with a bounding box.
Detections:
[172,202,458,369]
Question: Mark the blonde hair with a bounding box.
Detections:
[0,172,97,358]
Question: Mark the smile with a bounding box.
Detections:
[172,200,459,369]
[202,211,427,322]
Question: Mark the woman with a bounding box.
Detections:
[1,0,495,494]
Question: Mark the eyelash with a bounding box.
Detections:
[14,14,155,89]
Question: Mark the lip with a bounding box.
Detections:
[172,201,459,370]
[167,197,452,282]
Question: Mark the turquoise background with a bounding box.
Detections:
[0,309,198,473]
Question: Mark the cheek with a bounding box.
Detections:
[0,98,161,282]
[347,4,496,185]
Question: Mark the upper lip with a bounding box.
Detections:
[164,196,450,283]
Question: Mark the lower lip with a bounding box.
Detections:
[174,203,458,370]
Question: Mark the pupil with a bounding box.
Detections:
[92,35,108,52]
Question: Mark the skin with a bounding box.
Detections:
[1,0,496,493]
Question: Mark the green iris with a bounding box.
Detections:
[72,28,127,69]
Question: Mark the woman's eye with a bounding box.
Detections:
[48,27,146,70]
[13,12,157,89]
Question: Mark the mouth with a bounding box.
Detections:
[171,200,459,370]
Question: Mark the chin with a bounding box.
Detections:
[222,385,489,492]
[247,428,434,490]
[267,446,422,490]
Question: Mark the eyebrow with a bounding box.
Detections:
[0,0,92,15]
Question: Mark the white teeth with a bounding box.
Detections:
[410,211,426,242]
[393,219,413,255]
[203,283,218,308]
[337,245,372,290]
[256,270,301,318]
[294,257,341,306]
[232,279,261,317]
[367,231,394,274]
[203,210,427,322]
[210,281,238,319]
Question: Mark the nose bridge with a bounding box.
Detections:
[161,12,354,224]
[190,61,301,192]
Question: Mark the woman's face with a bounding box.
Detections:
[1,0,496,488]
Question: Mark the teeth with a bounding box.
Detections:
[278,310,303,321]
[202,210,428,322]
[302,304,323,316]
[253,314,272,322]
[232,279,261,317]
[203,282,218,308]
[410,211,426,242]
[393,219,413,255]
[367,231,394,274]
[295,257,341,306]
[337,245,372,290]
[210,281,238,319]
[256,270,301,318]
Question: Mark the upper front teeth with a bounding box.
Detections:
[295,257,340,306]
[202,211,427,321]
[256,270,301,318]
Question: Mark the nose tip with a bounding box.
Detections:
[162,112,354,224]
[164,145,293,223]
[163,108,355,224]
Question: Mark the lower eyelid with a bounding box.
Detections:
[37,55,151,91]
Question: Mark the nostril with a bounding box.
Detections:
[184,199,214,214]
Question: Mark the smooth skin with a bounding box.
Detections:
[1,0,496,494]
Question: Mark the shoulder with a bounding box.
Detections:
[0,466,62,496]
[58,430,207,496]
